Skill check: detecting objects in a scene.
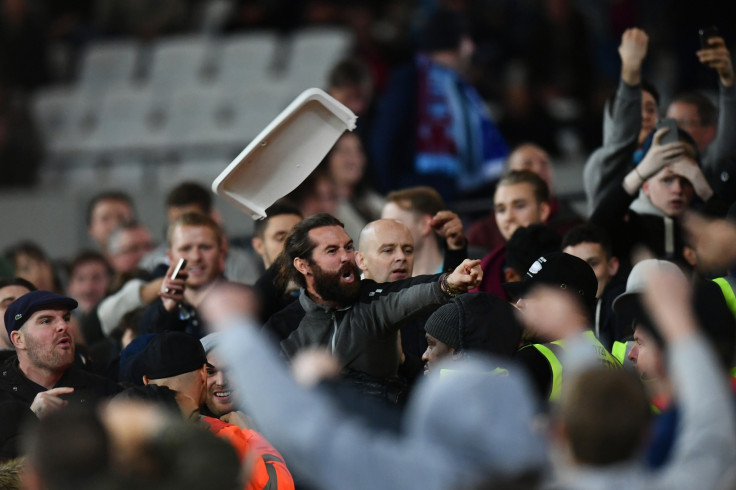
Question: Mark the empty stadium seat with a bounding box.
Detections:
[77,41,140,95]
[146,35,215,93]
[32,87,98,164]
[218,31,280,90]
[84,88,166,159]
[283,27,353,88]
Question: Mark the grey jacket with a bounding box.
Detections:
[583,79,736,214]
[281,279,449,379]
[583,79,642,214]
[220,321,547,490]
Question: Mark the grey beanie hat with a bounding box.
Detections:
[424,303,460,350]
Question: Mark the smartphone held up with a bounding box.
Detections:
[699,26,719,49]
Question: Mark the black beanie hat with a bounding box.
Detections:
[424,302,461,350]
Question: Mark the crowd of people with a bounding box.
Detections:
[2,3,736,490]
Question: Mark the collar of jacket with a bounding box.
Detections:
[298,289,354,313]
[629,190,668,218]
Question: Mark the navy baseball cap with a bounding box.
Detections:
[4,291,78,339]
[139,332,212,380]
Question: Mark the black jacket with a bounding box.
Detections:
[0,355,120,459]
[0,355,121,407]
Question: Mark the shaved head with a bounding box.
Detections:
[356,220,415,283]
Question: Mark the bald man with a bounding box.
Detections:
[356,219,415,283]
[467,143,584,252]
[355,219,427,382]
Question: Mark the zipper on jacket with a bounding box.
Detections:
[330,311,338,353]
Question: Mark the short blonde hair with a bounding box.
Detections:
[167,212,225,248]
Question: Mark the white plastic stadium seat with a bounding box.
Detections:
[32,87,74,150]
[284,27,353,88]
[33,87,98,163]
[77,41,140,96]
[85,88,166,159]
[146,35,213,93]
[218,31,280,90]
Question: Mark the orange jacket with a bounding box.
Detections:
[203,416,295,490]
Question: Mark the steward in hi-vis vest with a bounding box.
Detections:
[522,331,621,401]
[506,252,616,402]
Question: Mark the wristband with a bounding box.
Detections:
[441,273,461,298]
[634,166,645,182]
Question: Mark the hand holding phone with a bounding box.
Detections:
[699,26,719,50]
[171,258,187,280]
[696,26,733,87]
[161,258,188,311]
[656,118,680,145]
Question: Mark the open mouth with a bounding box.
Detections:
[341,270,355,283]
[57,337,72,347]
[214,390,231,399]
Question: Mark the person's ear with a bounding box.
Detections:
[419,214,433,237]
[703,125,716,146]
[682,246,698,268]
[142,375,150,385]
[642,180,650,196]
[219,235,229,257]
[355,251,368,272]
[251,236,265,259]
[10,330,24,350]
[293,257,311,276]
[608,256,620,277]
[539,202,551,223]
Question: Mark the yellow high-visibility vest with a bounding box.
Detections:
[523,330,622,401]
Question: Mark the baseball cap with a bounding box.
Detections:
[612,259,684,317]
[503,252,598,309]
[612,260,736,368]
[200,332,221,355]
[139,332,212,380]
[610,260,684,345]
[4,291,78,339]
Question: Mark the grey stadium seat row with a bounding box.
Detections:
[33,28,352,167]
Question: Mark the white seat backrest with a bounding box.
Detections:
[78,41,139,95]
[218,31,280,90]
[147,36,213,92]
[283,27,353,88]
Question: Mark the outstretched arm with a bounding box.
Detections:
[199,288,456,490]
[584,28,650,212]
[699,36,736,196]
[620,28,649,87]
[642,265,736,489]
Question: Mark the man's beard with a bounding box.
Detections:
[25,335,75,372]
[311,261,362,306]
